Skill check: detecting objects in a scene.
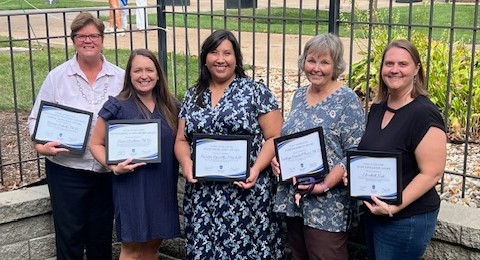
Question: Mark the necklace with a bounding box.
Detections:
[75,74,109,105]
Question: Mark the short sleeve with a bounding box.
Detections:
[411,99,446,149]
[253,81,279,114]
[179,88,195,119]
[98,96,121,121]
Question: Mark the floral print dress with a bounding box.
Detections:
[179,77,284,259]
[274,85,365,232]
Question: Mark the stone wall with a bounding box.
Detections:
[1,181,479,259]
[0,185,55,260]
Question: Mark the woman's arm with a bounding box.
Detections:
[89,117,145,175]
[174,119,197,183]
[235,109,282,189]
[366,126,446,216]
[395,126,447,212]
[89,118,109,167]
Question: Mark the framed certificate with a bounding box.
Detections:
[31,101,93,154]
[347,150,402,205]
[106,119,161,164]
[192,134,252,182]
[274,127,329,182]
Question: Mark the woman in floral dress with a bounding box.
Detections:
[174,30,284,259]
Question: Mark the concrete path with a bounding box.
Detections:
[0,0,421,70]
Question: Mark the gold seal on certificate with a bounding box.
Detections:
[274,127,329,182]
[31,101,93,154]
[192,134,252,182]
[106,119,162,164]
[347,150,402,205]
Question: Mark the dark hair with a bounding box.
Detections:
[194,30,247,106]
[375,39,427,103]
[118,49,179,132]
[70,12,105,41]
[297,33,346,80]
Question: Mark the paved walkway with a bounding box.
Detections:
[0,0,421,70]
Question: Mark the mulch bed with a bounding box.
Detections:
[0,111,45,191]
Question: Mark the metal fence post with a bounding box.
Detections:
[328,0,341,35]
[157,0,168,76]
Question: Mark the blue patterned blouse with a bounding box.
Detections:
[179,77,279,163]
[179,77,284,259]
[274,85,365,232]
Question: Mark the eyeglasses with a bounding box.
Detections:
[74,34,101,42]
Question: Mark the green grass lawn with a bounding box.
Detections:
[151,4,477,43]
[0,40,195,110]
[0,0,107,10]
[2,1,477,42]
[1,1,478,110]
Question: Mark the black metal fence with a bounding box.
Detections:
[0,0,478,204]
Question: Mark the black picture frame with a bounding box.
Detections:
[347,150,402,205]
[31,101,93,154]
[192,134,252,182]
[106,119,162,164]
[274,127,329,182]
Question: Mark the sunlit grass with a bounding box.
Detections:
[0,0,107,10]
[0,41,195,110]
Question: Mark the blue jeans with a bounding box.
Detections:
[364,208,439,260]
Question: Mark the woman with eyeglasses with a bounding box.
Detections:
[27,12,124,260]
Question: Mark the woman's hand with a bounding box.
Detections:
[34,141,69,156]
[181,159,198,184]
[364,195,397,217]
[270,157,281,177]
[110,158,146,176]
[342,171,348,186]
[234,166,259,189]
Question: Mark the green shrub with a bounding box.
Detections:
[344,3,480,142]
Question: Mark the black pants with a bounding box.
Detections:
[46,159,113,260]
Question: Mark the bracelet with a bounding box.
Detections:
[387,204,393,217]
[319,181,329,193]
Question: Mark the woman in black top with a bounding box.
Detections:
[356,40,446,260]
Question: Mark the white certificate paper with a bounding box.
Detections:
[106,120,161,164]
[32,101,93,153]
[347,150,402,204]
[193,135,251,181]
[274,127,329,182]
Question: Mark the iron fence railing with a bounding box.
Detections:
[0,1,478,204]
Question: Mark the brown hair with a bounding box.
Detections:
[118,49,179,133]
[70,12,105,41]
[375,39,428,103]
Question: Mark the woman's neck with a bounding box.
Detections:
[387,89,414,110]
[306,81,341,105]
[77,55,103,84]
[138,93,155,112]
[209,77,234,91]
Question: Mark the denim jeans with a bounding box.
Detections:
[364,208,439,260]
